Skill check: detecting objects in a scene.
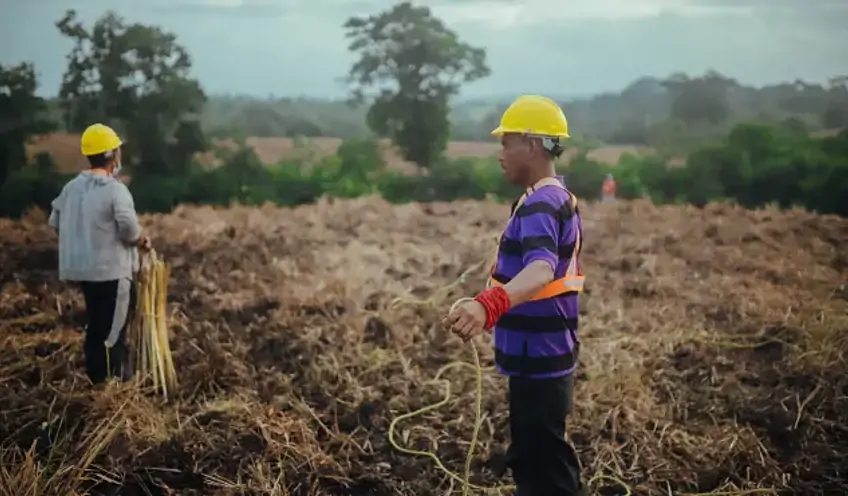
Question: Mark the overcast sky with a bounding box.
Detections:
[1,0,846,99]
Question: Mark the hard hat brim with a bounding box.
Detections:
[490,126,531,137]
[490,127,571,139]
[81,138,124,157]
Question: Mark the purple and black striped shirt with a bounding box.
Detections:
[491,176,583,379]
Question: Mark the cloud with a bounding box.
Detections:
[149,0,760,24]
[427,0,756,28]
[149,0,294,17]
[1,0,845,98]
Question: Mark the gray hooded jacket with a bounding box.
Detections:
[48,171,141,281]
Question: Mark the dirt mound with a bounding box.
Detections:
[1,198,847,495]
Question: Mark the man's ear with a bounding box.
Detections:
[528,137,543,154]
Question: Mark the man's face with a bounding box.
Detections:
[499,134,533,186]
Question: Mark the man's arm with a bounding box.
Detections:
[502,260,555,306]
[502,197,570,306]
[47,189,64,232]
[48,208,60,232]
[113,183,142,245]
[449,194,572,338]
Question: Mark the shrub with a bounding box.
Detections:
[0,153,72,218]
[2,128,847,219]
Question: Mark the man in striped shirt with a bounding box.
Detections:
[445,95,585,496]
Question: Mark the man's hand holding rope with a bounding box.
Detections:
[445,260,556,341]
[443,299,488,342]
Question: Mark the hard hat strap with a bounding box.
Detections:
[521,133,561,151]
[540,137,559,152]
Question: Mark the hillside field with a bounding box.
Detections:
[1,198,847,495]
[26,133,655,172]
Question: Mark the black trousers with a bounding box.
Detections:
[506,373,584,496]
[79,279,136,384]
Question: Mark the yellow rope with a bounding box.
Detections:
[388,297,504,495]
[388,290,785,496]
[387,269,781,496]
[384,207,776,495]
[388,261,487,311]
[388,293,636,495]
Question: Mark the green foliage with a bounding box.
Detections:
[343,1,490,168]
[119,124,848,219]
[314,138,386,198]
[123,139,387,211]
[182,72,848,153]
[663,71,733,126]
[3,125,848,219]
[4,8,848,223]
[377,157,518,204]
[56,9,207,178]
[128,174,189,213]
[0,62,56,186]
[0,153,71,218]
[197,71,848,150]
[201,96,371,140]
[559,154,610,200]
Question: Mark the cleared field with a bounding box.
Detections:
[1,198,847,495]
[26,133,654,173]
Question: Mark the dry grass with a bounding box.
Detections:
[1,198,848,495]
[27,133,653,173]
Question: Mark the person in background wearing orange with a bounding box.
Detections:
[601,173,616,202]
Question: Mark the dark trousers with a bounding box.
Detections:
[80,279,136,384]
[506,374,584,496]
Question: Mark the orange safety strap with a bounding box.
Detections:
[487,177,585,300]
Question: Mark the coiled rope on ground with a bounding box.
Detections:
[387,264,632,496]
[386,261,779,496]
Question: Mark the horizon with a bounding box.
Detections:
[1,0,846,100]
[17,73,848,105]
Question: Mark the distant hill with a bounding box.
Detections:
[186,73,847,148]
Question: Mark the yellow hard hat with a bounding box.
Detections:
[80,123,123,157]
[491,95,570,139]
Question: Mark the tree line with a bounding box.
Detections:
[0,3,846,218]
[74,72,848,152]
[3,123,847,219]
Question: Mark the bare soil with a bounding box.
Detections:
[1,198,847,495]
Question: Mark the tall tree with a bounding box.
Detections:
[344,2,489,169]
[0,63,55,186]
[56,10,207,177]
[821,76,848,129]
[662,71,734,126]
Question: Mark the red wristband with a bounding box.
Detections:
[474,286,511,329]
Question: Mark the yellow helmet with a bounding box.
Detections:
[80,123,123,157]
[491,95,570,139]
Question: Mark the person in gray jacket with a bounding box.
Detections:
[48,123,151,385]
